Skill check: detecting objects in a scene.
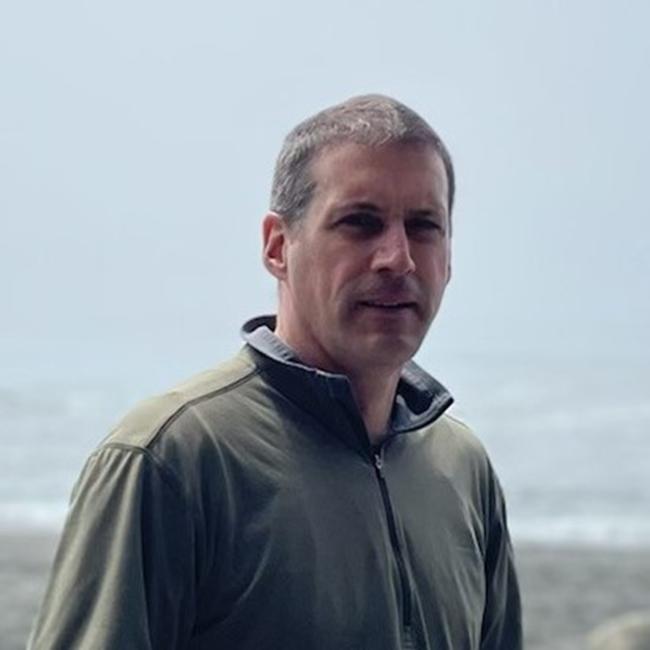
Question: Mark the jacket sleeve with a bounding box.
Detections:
[480,469,523,650]
[28,444,197,650]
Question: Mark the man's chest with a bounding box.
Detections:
[189,425,487,650]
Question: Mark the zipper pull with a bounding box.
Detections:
[373,452,383,474]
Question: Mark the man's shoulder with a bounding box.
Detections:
[420,410,495,476]
[435,411,487,452]
[102,347,260,452]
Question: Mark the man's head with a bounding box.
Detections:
[270,94,455,229]
[263,95,454,378]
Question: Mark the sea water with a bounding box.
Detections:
[1,348,648,547]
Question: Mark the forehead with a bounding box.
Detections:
[308,142,449,213]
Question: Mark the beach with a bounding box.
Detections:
[517,543,650,649]
[3,532,649,650]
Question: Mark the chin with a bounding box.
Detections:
[351,338,420,371]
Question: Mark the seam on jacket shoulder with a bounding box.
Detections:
[147,366,261,449]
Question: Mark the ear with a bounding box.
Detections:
[262,212,290,280]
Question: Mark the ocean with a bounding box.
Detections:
[2,348,648,547]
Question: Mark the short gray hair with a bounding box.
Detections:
[270,94,455,227]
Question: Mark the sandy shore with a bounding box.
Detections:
[516,543,650,649]
[3,531,649,650]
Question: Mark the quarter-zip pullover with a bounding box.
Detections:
[29,317,522,650]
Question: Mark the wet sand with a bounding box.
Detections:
[3,532,649,650]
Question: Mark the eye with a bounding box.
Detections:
[338,212,384,235]
[406,217,445,239]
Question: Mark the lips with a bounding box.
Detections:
[359,300,416,310]
[358,298,420,319]
[356,281,421,315]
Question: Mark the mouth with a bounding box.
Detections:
[359,300,417,311]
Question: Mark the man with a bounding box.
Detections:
[29,94,522,649]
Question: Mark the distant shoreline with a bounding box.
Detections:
[3,531,650,650]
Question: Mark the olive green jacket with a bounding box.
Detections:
[29,319,521,649]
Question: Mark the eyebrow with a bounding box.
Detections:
[336,202,447,219]
[338,201,382,213]
[406,209,444,219]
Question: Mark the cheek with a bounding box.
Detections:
[418,257,442,278]
[421,247,450,278]
[325,264,359,304]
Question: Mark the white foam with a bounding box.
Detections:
[511,515,650,548]
[3,501,650,550]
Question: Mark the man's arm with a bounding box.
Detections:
[480,469,523,650]
[28,444,197,650]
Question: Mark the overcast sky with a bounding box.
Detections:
[2,0,649,386]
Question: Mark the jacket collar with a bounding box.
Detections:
[241,315,453,439]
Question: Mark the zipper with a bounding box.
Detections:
[372,448,414,638]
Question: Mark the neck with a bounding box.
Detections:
[274,312,402,445]
[345,368,402,446]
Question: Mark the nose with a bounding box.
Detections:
[370,224,416,275]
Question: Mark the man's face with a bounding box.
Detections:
[268,141,451,376]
